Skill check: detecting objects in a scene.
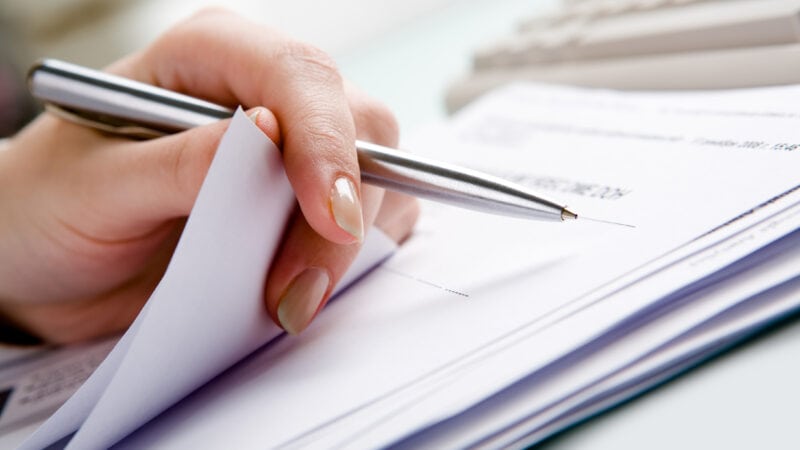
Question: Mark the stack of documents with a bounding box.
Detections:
[19,83,800,449]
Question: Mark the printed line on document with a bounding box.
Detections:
[380,267,470,298]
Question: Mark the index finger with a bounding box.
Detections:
[110,8,363,244]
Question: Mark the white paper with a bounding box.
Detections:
[0,338,115,434]
[496,259,800,449]
[326,86,800,448]
[21,108,397,450]
[396,216,800,449]
[109,84,800,449]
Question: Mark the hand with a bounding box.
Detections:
[0,8,419,344]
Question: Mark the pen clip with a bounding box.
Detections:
[44,103,167,140]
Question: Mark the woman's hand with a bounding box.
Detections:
[0,8,418,344]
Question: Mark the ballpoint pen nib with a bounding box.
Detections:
[561,207,578,221]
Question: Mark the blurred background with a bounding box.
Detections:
[0,0,555,138]
[5,0,800,139]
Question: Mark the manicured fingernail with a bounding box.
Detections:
[330,176,364,242]
[277,267,330,335]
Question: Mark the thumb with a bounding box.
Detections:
[110,107,280,226]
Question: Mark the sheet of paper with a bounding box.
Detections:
[112,84,799,449]
[494,265,800,449]
[326,201,800,449]
[0,338,115,434]
[327,86,800,448]
[20,109,397,450]
[393,221,800,448]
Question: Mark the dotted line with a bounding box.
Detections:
[380,267,470,298]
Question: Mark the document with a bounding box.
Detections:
[281,85,800,449]
[20,109,397,450]
[24,85,800,449]
[0,338,115,435]
[393,208,800,449]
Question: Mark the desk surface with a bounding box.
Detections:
[4,0,799,448]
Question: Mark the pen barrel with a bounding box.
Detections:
[356,142,565,221]
[29,59,572,222]
[29,59,231,134]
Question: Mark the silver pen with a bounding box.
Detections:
[28,59,577,222]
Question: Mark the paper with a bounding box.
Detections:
[21,108,397,450]
[103,84,799,449]
[326,87,800,448]
[394,216,800,448]
[0,338,115,434]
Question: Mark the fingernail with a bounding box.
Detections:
[248,109,260,123]
[277,267,330,335]
[330,176,364,242]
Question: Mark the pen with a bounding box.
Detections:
[27,59,577,222]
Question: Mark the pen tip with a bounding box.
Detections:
[561,207,578,221]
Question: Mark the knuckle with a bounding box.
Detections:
[274,41,342,84]
[297,116,353,165]
[167,7,232,41]
[161,7,236,52]
[188,6,235,21]
[353,99,399,146]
